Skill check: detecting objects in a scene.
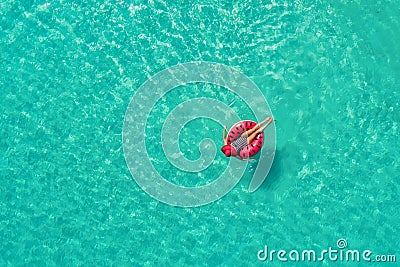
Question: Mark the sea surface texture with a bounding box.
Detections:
[1,0,399,266]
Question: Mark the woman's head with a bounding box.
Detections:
[221,145,236,157]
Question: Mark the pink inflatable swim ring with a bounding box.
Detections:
[227,120,264,159]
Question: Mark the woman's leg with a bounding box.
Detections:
[241,125,259,137]
[241,117,273,137]
[246,124,268,144]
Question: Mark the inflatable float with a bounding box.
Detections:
[226,120,264,159]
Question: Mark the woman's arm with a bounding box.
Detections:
[223,125,227,145]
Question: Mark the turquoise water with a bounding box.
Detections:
[1,0,399,266]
